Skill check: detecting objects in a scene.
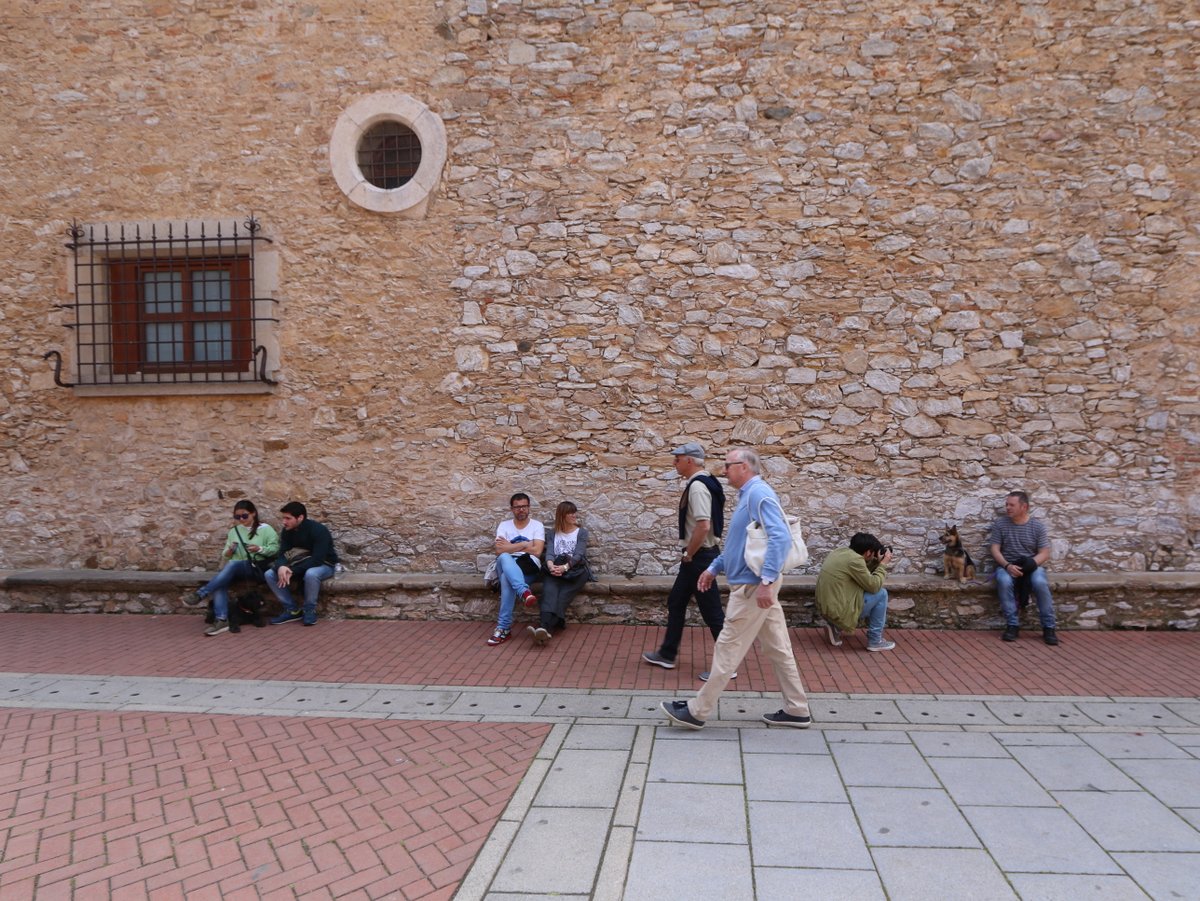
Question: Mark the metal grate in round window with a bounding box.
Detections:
[357,121,423,190]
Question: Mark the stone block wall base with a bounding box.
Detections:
[0,571,1197,631]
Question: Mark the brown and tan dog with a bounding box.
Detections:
[940,525,976,581]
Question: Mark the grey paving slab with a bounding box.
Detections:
[849,787,979,848]
[23,678,131,704]
[1007,873,1150,900]
[623,841,753,901]
[562,724,637,750]
[636,782,747,844]
[810,698,907,724]
[654,724,739,741]
[592,823,633,901]
[961,806,1121,874]
[1164,701,1200,726]
[715,696,787,723]
[1076,701,1193,728]
[533,749,628,808]
[353,688,460,715]
[112,680,220,706]
[830,742,940,788]
[872,847,1017,901]
[1079,731,1194,759]
[896,698,1002,726]
[909,730,1011,758]
[648,732,743,785]
[0,673,61,697]
[986,700,1095,727]
[189,681,314,707]
[1179,808,1200,831]
[490,806,610,895]
[749,801,873,869]
[274,686,381,715]
[1111,852,1200,900]
[744,752,846,803]
[1114,758,1200,807]
[446,691,548,716]
[825,729,913,743]
[739,727,829,755]
[994,731,1087,746]
[1054,791,1200,852]
[535,693,631,718]
[1008,746,1141,792]
[1166,732,1200,748]
[754,866,886,901]
[928,758,1057,807]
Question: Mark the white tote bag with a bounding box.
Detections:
[743,498,808,575]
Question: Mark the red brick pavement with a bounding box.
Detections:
[1,613,1198,697]
[0,707,548,900]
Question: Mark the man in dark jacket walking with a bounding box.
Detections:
[642,442,728,679]
[266,501,339,627]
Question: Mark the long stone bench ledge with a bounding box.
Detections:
[2,568,1196,595]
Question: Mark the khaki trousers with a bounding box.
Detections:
[688,579,810,722]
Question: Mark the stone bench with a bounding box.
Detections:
[1,568,1197,630]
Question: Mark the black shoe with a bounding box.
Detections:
[661,700,705,730]
[1002,625,1019,642]
[762,710,813,729]
[642,651,676,669]
[1043,628,1059,646]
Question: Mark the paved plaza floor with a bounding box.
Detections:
[1,613,1199,899]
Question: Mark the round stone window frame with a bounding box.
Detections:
[329,92,447,218]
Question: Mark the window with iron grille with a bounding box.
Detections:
[59,217,277,392]
[357,121,422,190]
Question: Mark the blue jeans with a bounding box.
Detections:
[197,560,260,621]
[264,564,335,620]
[862,589,889,643]
[995,567,1055,629]
[496,553,539,631]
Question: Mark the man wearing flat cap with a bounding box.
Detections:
[642,441,728,678]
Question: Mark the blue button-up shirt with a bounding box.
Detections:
[707,475,790,585]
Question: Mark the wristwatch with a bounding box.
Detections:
[761,576,774,586]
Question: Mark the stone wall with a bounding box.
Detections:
[0,1,1196,580]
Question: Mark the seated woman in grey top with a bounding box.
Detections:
[528,501,594,647]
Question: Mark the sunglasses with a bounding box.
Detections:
[233,512,252,521]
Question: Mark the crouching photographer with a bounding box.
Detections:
[815,533,895,652]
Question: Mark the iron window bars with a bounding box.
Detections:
[58,216,276,387]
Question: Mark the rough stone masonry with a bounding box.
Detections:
[0,0,1196,586]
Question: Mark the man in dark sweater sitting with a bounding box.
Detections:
[266,501,339,626]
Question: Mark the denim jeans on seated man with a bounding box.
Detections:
[265,564,335,623]
[495,553,541,632]
[995,566,1055,629]
[198,560,261,622]
[862,589,889,645]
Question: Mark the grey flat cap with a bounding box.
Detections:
[670,441,705,459]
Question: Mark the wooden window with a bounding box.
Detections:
[109,257,253,374]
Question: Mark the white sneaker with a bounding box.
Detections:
[867,638,896,652]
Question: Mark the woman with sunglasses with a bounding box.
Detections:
[184,500,280,635]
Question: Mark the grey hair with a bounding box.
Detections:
[728,447,761,474]
[683,454,705,467]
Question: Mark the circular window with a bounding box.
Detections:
[329,92,447,217]
[357,121,422,189]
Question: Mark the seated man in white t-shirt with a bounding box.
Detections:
[486,492,546,646]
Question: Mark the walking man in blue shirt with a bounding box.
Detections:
[662,447,813,730]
